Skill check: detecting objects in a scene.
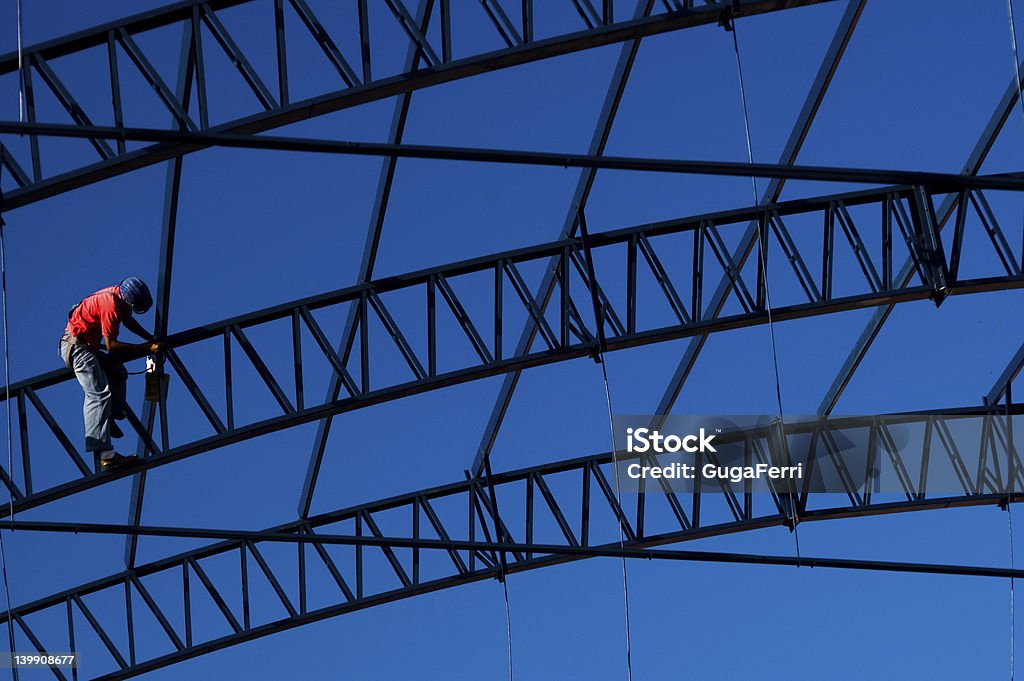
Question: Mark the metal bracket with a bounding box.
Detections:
[909,186,950,305]
[718,0,741,31]
[576,208,607,363]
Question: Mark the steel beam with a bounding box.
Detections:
[0,184,1021,518]
[8,518,1024,579]
[3,126,1024,206]
[0,416,1019,680]
[0,0,838,212]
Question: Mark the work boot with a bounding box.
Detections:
[96,452,138,473]
[109,420,124,439]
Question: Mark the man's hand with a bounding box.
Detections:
[149,342,164,354]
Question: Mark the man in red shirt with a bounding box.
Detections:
[59,277,162,472]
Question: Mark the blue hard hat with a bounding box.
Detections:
[119,277,153,314]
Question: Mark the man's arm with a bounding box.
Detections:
[122,316,154,342]
[105,335,162,357]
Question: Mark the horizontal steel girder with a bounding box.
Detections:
[4,408,1022,680]
[4,125,1024,212]
[1,182,1023,518]
[0,0,834,209]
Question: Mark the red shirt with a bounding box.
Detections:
[66,286,128,350]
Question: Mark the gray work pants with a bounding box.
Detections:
[59,337,128,453]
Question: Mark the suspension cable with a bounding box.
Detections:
[0,158,17,680]
[0,4,26,673]
[480,455,514,681]
[578,208,633,681]
[1011,503,1017,681]
[16,0,23,123]
[726,15,801,555]
[1006,1,1024,675]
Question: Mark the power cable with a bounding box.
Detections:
[0,158,17,680]
[479,455,514,681]
[726,11,801,555]
[577,208,633,681]
[16,0,23,123]
[1011,503,1017,681]
[1005,0,1024,675]
[501,577,513,681]
[0,3,27,672]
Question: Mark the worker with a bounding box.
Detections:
[59,277,163,472]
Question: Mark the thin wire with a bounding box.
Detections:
[501,578,513,681]
[0,187,16,677]
[1011,505,1017,681]
[577,206,633,680]
[1006,2,1024,675]
[729,20,801,556]
[1,0,24,665]
[17,0,24,123]
[599,358,633,681]
[1010,0,1024,126]
[1009,0,1024,272]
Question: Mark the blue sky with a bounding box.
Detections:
[3,0,1024,679]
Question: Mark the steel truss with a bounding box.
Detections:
[2,180,1024,517]
[1,1,1022,678]
[0,0,833,209]
[3,408,1022,680]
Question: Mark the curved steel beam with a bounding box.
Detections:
[0,182,1022,519]
[0,0,834,209]
[3,407,1020,680]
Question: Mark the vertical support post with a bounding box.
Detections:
[822,202,834,301]
[756,213,767,311]
[359,292,369,394]
[441,0,452,62]
[560,246,570,347]
[183,562,192,648]
[297,539,306,615]
[522,0,534,42]
[692,222,704,321]
[412,498,420,584]
[427,275,437,377]
[274,0,289,105]
[626,233,637,334]
[358,0,372,83]
[240,545,250,630]
[948,190,968,282]
[192,5,209,129]
[292,308,304,411]
[224,328,234,430]
[355,514,363,598]
[124,579,135,667]
[494,262,503,360]
[16,392,29,496]
[21,61,41,182]
[107,32,126,155]
[882,193,892,290]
